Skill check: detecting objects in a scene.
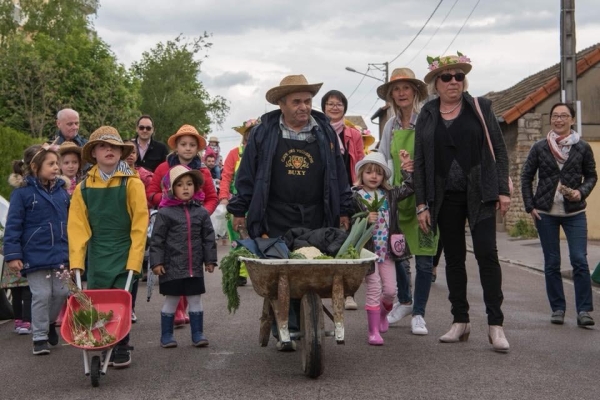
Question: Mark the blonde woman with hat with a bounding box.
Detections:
[228,74,353,350]
[352,150,414,345]
[68,126,149,366]
[376,67,437,337]
[414,52,510,352]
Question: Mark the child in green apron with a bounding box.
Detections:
[68,126,148,368]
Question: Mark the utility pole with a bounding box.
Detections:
[560,0,577,107]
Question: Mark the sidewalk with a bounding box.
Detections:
[467,231,600,283]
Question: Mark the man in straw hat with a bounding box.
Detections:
[68,126,149,367]
[228,75,353,350]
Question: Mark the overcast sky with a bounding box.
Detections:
[92,0,600,156]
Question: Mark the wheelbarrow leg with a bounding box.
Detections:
[331,273,345,344]
[272,272,291,344]
[259,298,274,347]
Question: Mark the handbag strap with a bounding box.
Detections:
[474,97,496,161]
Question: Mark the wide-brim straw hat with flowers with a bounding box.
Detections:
[167,124,207,151]
[376,68,428,102]
[82,126,134,164]
[58,140,82,156]
[265,74,323,105]
[423,51,472,84]
[233,118,260,135]
[354,151,392,181]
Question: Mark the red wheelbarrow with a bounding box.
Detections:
[60,270,133,387]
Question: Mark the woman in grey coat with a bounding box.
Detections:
[150,165,218,348]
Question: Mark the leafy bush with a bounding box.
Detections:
[509,219,538,239]
[0,126,41,199]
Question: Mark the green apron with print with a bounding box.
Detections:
[390,129,439,256]
[81,178,134,290]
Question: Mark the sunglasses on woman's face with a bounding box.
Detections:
[439,73,466,83]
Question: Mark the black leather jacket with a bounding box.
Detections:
[521,139,597,214]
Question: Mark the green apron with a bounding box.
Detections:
[81,178,133,290]
[390,129,439,256]
[225,145,248,278]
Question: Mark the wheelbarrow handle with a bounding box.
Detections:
[74,269,134,291]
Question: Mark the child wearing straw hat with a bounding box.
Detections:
[68,126,148,368]
[58,141,83,196]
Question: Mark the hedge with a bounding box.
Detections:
[0,126,41,199]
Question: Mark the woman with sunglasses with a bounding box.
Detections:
[377,68,437,337]
[521,103,597,327]
[414,53,511,352]
[321,90,364,310]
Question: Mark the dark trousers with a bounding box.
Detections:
[437,192,504,325]
[11,286,32,322]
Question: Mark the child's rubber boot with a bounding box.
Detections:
[189,311,209,347]
[367,310,384,346]
[160,313,177,348]
[379,302,393,333]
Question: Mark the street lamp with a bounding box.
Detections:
[345,62,389,83]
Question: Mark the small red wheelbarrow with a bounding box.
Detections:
[61,270,133,387]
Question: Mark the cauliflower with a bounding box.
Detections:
[293,246,323,259]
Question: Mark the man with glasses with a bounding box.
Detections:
[132,115,169,172]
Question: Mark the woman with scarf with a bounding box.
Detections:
[321,90,364,310]
[521,102,597,327]
[377,68,436,336]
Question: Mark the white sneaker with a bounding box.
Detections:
[411,315,428,335]
[344,296,358,310]
[387,302,413,324]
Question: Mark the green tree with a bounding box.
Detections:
[0,0,139,139]
[131,34,229,141]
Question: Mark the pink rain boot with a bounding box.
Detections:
[174,297,187,327]
[367,310,384,346]
[379,302,393,333]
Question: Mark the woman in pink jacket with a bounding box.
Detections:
[321,90,364,310]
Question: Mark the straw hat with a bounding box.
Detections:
[167,124,207,151]
[208,136,219,144]
[344,119,375,147]
[265,74,323,105]
[164,165,203,196]
[376,68,428,101]
[423,52,472,84]
[354,151,391,180]
[82,126,133,164]
[58,140,82,156]
[233,118,260,135]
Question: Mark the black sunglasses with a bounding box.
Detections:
[138,125,153,131]
[439,73,466,83]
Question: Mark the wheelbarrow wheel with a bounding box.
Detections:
[90,355,101,387]
[300,291,324,378]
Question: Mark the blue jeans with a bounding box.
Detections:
[395,256,434,316]
[535,212,593,313]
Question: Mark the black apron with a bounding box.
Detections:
[266,135,325,237]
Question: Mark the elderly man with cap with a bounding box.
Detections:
[53,108,88,147]
[228,75,353,350]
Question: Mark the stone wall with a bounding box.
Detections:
[503,113,543,231]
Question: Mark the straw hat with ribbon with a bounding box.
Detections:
[265,74,323,105]
[167,124,207,151]
[423,51,472,84]
[163,165,204,197]
[233,118,260,135]
[376,68,428,102]
[82,126,134,164]
[58,140,82,157]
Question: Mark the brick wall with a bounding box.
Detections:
[504,113,543,230]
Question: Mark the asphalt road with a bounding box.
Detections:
[1,245,599,400]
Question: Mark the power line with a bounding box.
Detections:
[347,67,371,101]
[406,0,459,66]
[388,0,444,65]
[442,0,481,55]
[351,80,381,108]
